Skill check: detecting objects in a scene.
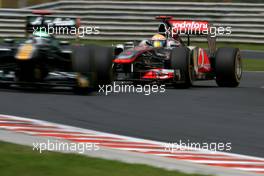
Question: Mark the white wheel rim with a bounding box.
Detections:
[235,54,242,80]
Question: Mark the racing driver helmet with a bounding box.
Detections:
[151,34,166,48]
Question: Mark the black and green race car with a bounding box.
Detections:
[0,11,113,94]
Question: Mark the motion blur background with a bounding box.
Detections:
[0,0,54,8]
[0,0,264,45]
[0,0,263,8]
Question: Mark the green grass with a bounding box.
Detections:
[1,38,264,51]
[80,40,264,71]
[104,0,259,1]
[76,40,264,51]
[0,141,207,176]
[75,40,264,51]
[191,42,264,51]
[243,59,264,71]
[1,38,263,71]
[81,40,264,51]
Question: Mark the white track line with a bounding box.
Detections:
[1,114,264,175]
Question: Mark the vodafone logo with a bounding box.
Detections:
[171,20,208,31]
[158,20,232,38]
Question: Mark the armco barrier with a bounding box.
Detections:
[0,1,263,43]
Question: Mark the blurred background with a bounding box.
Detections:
[0,0,264,8]
[0,0,263,56]
[0,0,55,8]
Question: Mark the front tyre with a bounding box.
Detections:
[170,47,193,88]
[215,47,242,87]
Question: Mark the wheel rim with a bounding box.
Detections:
[188,56,194,84]
[235,53,242,81]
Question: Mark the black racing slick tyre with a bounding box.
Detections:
[72,45,94,74]
[72,45,114,93]
[93,46,114,87]
[170,47,193,88]
[72,45,95,94]
[215,47,242,87]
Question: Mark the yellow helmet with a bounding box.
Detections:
[151,34,166,48]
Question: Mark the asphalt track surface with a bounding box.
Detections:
[0,72,263,158]
[241,50,264,59]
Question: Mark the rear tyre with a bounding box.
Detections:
[72,45,114,93]
[72,45,94,74]
[170,47,193,88]
[72,45,94,94]
[93,46,114,88]
[215,47,242,87]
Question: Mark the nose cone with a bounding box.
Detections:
[113,50,137,64]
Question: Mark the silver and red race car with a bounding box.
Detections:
[112,16,242,88]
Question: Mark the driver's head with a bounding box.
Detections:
[151,34,166,48]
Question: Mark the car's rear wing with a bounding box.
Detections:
[26,10,80,36]
[156,16,211,37]
[156,16,216,53]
